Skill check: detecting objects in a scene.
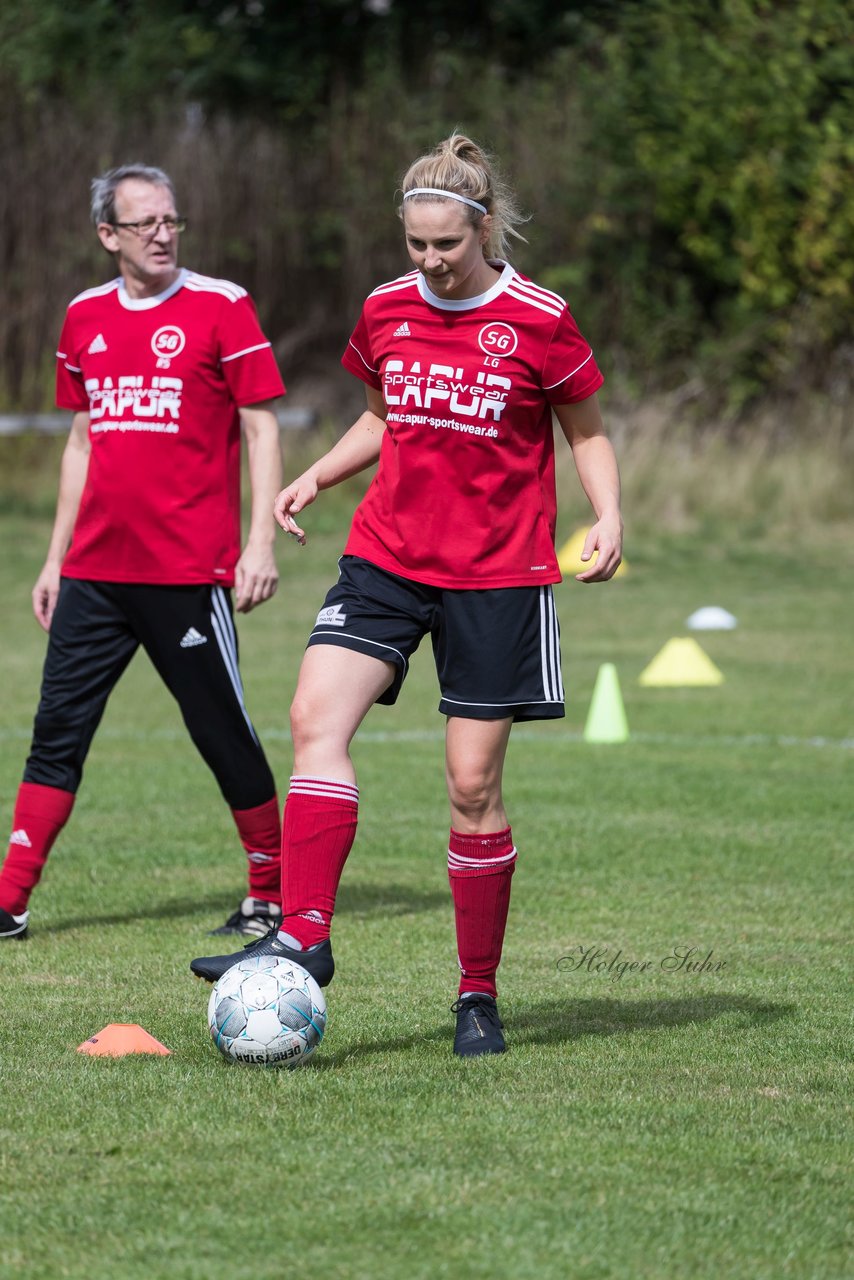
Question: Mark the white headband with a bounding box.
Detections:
[403,187,488,215]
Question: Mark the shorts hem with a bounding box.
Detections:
[306,631,404,705]
[440,699,565,723]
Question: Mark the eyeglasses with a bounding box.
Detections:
[111,216,188,238]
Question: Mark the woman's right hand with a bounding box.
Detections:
[273,473,319,545]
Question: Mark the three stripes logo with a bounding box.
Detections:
[392,322,411,338]
[87,333,108,354]
[9,829,32,848]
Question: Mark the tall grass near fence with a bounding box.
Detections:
[568,396,854,547]
[2,400,853,553]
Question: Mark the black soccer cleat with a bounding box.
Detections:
[0,906,29,941]
[190,930,334,987]
[451,994,506,1057]
[208,896,283,939]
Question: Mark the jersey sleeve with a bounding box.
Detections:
[55,310,89,411]
[541,307,604,404]
[218,294,286,405]
[341,306,382,389]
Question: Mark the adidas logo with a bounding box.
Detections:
[180,627,208,648]
[87,333,108,354]
[9,829,32,848]
[298,909,325,926]
[393,322,411,337]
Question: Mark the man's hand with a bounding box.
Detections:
[31,411,91,629]
[234,543,279,613]
[238,402,282,611]
[32,562,62,631]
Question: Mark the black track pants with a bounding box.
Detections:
[23,579,276,809]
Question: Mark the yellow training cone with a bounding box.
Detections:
[638,638,724,687]
[557,526,627,577]
[583,663,629,743]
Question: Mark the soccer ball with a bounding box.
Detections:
[207,954,327,1068]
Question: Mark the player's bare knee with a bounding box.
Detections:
[289,691,338,757]
[288,694,314,754]
[446,771,497,825]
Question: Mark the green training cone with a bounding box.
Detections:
[583,663,629,743]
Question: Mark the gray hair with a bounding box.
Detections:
[90,164,176,226]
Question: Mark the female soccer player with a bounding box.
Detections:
[192,133,623,1056]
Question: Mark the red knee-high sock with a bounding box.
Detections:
[231,797,281,905]
[448,826,517,999]
[279,776,359,948]
[0,782,76,914]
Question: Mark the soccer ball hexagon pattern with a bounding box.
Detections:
[207,954,327,1068]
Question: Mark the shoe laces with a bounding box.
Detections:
[242,926,280,951]
[451,996,502,1028]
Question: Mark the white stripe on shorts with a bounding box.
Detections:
[310,629,410,675]
[539,586,564,703]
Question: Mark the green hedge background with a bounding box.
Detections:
[1,0,852,420]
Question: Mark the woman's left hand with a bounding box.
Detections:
[575,513,623,582]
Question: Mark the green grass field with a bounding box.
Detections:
[0,490,851,1280]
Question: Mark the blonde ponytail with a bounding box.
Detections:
[399,132,528,260]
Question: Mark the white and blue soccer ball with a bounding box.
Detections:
[207,954,327,1068]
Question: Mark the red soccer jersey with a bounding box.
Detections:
[55,270,285,585]
[341,262,603,589]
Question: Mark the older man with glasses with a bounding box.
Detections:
[0,164,288,943]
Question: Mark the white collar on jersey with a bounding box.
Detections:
[417,260,514,311]
[117,268,187,311]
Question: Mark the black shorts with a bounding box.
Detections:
[306,556,564,722]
